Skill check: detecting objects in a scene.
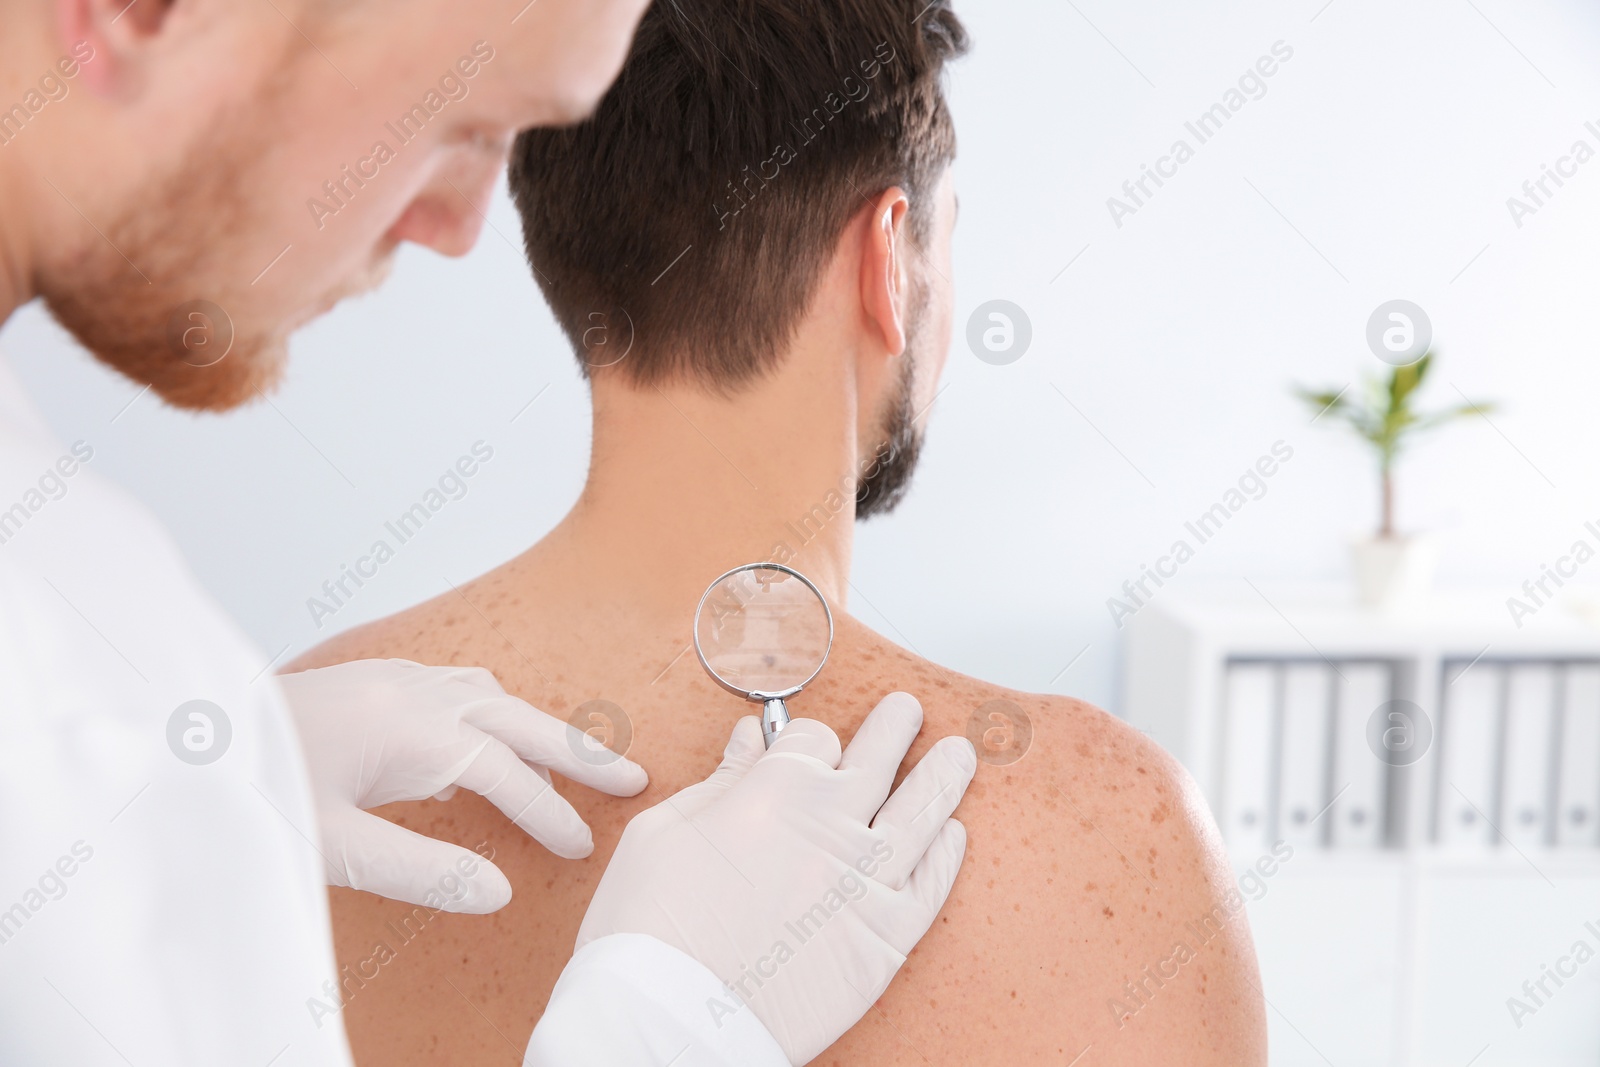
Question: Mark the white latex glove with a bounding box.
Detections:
[278,658,647,913]
[577,691,975,1065]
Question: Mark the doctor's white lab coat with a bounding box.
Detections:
[0,357,783,1067]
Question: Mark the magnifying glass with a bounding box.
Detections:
[693,562,835,748]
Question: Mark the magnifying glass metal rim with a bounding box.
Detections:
[692,562,835,747]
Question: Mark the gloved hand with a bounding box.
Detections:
[577,691,975,1065]
[278,658,647,913]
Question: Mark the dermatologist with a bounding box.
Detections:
[0,2,975,1065]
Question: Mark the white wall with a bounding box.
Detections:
[6,0,1600,715]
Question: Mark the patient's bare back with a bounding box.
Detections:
[299,596,1266,1065]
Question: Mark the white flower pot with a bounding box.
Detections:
[1351,535,1438,610]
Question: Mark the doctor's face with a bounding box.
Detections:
[37,0,650,411]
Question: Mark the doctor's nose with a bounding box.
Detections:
[386,145,505,258]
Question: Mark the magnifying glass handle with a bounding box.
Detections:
[761,697,790,749]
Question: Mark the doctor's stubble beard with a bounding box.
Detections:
[39,79,394,412]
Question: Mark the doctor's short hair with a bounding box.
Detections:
[508,0,967,389]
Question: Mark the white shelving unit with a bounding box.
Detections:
[1123,584,1600,1067]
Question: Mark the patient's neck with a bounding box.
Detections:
[534,349,863,628]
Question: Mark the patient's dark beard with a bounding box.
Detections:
[855,355,923,520]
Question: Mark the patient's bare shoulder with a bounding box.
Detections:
[283,589,486,674]
[822,626,1267,1064]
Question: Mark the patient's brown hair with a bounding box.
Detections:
[508,0,966,389]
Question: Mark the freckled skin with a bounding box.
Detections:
[293,579,1267,1065]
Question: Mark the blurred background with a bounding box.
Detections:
[6,0,1600,1062]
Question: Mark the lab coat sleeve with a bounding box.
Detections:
[523,933,790,1067]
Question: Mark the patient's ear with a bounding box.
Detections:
[858,186,912,359]
[56,0,174,97]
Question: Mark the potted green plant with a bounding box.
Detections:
[1296,353,1493,609]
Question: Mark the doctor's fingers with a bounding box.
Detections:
[867,734,977,889]
[331,808,514,913]
[454,735,596,859]
[875,818,968,954]
[836,691,926,821]
[428,662,510,694]
[460,693,648,797]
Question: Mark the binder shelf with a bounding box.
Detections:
[1122,585,1600,855]
[1123,586,1600,1065]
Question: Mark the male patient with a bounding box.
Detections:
[293,0,1268,1062]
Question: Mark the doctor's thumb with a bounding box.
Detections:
[761,716,844,768]
[335,809,514,914]
[649,716,766,819]
[701,715,766,791]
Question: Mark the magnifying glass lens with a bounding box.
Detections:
[696,565,831,695]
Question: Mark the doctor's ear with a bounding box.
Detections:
[858,186,912,359]
[56,0,177,97]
